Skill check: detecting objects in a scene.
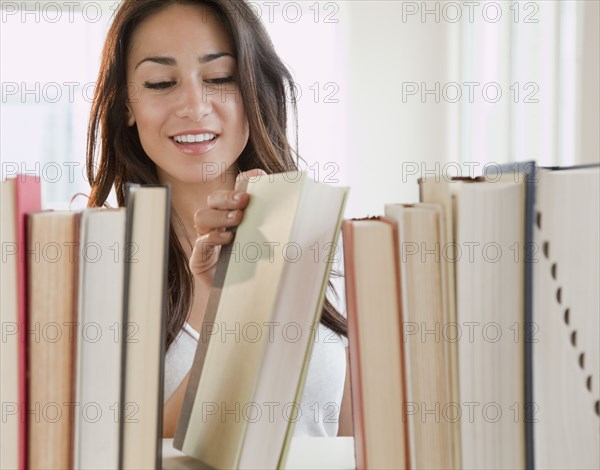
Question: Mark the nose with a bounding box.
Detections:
[174,80,213,122]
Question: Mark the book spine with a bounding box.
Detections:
[156,187,171,470]
[380,215,411,470]
[173,179,248,451]
[16,176,41,470]
[341,221,366,470]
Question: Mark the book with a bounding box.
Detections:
[0,175,41,470]
[421,175,527,469]
[342,217,408,470]
[456,176,526,469]
[532,165,600,469]
[120,185,170,469]
[484,161,538,470]
[418,177,462,469]
[73,208,126,469]
[27,211,81,469]
[174,171,348,469]
[384,203,455,469]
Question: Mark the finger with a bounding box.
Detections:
[205,189,250,211]
[188,230,234,276]
[193,207,244,236]
[235,168,268,191]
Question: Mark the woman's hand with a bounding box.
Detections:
[189,169,266,278]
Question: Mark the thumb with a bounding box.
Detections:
[235,168,268,191]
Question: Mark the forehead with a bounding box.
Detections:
[128,4,234,59]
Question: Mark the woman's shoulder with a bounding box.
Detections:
[164,323,198,402]
[293,323,347,437]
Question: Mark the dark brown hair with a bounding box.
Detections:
[86,0,347,349]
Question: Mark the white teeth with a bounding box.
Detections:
[173,133,216,144]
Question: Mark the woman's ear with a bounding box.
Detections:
[126,103,136,127]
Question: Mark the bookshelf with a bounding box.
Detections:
[162,437,356,470]
[1,165,598,469]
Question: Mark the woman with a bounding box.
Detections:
[86,0,352,438]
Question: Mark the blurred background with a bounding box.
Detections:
[1,0,599,217]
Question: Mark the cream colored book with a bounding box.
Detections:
[419,179,461,469]
[174,171,348,470]
[385,203,455,470]
[74,208,126,470]
[0,179,19,470]
[120,185,170,470]
[454,177,526,470]
[422,175,527,469]
[533,166,599,469]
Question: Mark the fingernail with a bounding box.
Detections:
[233,192,242,202]
[220,231,230,238]
[227,211,236,219]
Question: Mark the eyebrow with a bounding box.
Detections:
[135,52,235,70]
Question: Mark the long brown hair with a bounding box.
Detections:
[86,0,347,349]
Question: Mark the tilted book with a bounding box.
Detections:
[174,171,348,469]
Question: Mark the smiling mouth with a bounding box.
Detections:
[171,133,217,144]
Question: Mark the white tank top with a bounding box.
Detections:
[164,321,347,437]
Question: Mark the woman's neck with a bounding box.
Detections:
[158,167,238,252]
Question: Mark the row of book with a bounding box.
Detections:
[1,180,171,469]
[343,162,599,469]
[1,163,598,469]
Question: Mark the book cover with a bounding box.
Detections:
[175,171,348,469]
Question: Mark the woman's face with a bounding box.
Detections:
[126,4,249,185]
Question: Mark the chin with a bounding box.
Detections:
[160,166,235,187]
[153,153,239,186]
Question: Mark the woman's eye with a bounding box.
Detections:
[205,76,235,85]
[143,81,175,90]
